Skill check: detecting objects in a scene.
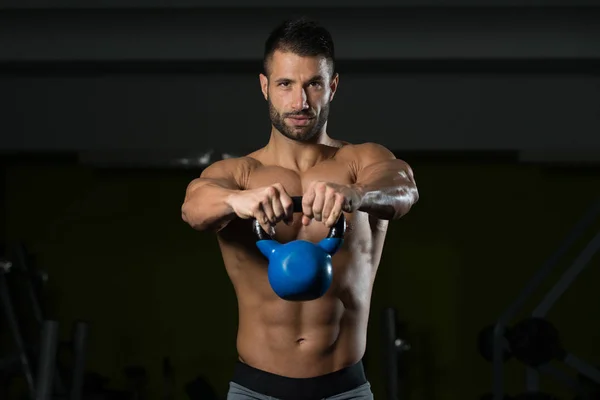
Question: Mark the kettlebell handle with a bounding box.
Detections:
[252,196,346,241]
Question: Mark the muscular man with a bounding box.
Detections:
[181,17,419,400]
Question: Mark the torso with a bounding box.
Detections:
[216,143,389,378]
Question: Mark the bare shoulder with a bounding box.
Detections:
[201,156,259,177]
[336,142,416,183]
[336,142,397,164]
[199,156,262,189]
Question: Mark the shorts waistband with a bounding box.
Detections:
[231,360,367,400]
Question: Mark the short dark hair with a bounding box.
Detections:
[263,17,335,76]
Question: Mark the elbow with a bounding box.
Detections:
[393,185,419,220]
[181,201,209,231]
[411,185,420,206]
[181,201,226,232]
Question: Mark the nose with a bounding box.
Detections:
[291,86,309,111]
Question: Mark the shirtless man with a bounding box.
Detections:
[181,17,419,400]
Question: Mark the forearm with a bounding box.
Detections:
[352,160,419,220]
[181,180,240,231]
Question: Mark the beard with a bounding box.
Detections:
[268,97,330,143]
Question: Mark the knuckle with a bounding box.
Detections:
[266,186,277,196]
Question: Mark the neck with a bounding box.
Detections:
[264,125,338,171]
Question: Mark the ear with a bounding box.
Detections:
[259,73,269,101]
[329,73,339,102]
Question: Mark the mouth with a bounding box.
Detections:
[286,116,314,126]
[287,115,313,120]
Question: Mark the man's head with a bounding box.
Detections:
[260,18,339,142]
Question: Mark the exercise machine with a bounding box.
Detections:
[478,198,600,400]
[381,307,411,400]
[0,243,88,400]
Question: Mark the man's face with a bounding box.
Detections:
[260,50,338,142]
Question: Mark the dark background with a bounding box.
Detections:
[1,1,600,399]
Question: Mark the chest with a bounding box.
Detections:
[243,160,358,244]
[245,160,355,197]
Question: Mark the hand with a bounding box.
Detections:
[301,181,362,227]
[227,184,294,234]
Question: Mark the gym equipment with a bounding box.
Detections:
[505,317,565,368]
[69,321,89,400]
[478,324,512,363]
[381,307,410,400]
[162,357,175,400]
[0,255,36,399]
[0,242,89,400]
[482,198,600,400]
[480,318,566,368]
[253,196,346,301]
[36,320,60,400]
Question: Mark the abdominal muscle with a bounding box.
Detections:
[235,291,370,378]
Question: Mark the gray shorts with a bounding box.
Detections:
[226,361,373,400]
[227,381,373,400]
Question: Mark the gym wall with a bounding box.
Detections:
[4,158,599,400]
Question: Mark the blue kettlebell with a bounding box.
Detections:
[253,196,347,301]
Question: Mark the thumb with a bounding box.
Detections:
[302,215,311,226]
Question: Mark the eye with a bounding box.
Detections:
[278,81,291,87]
[309,81,322,88]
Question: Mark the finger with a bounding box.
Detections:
[302,184,316,220]
[261,198,276,225]
[325,193,345,228]
[302,215,311,226]
[275,185,294,224]
[342,195,355,213]
[271,195,285,224]
[321,187,336,223]
[282,195,294,224]
[312,184,326,222]
[260,220,275,237]
[252,205,269,232]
